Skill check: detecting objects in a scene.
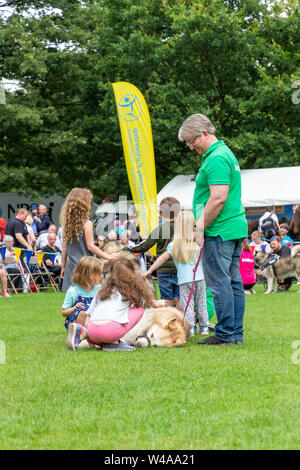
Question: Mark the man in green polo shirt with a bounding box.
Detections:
[178,113,248,345]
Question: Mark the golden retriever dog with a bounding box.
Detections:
[254,244,300,293]
[122,306,190,348]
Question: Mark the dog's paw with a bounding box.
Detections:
[264,290,272,294]
[135,336,150,348]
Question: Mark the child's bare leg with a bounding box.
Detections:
[0,270,8,295]
[76,310,87,327]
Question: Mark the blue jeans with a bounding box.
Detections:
[157,273,179,300]
[202,236,245,343]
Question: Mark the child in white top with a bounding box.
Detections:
[66,257,166,351]
[62,256,103,330]
[143,211,209,336]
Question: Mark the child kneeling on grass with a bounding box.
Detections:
[62,256,103,330]
[66,257,166,351]
[143,211,209,336]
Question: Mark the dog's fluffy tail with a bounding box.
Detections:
[291,244,300,258]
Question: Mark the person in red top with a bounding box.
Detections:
[239,238,256,294]
[0,216,6,242]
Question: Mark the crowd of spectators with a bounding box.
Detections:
[0,197,157,297]
[0,204,63,296]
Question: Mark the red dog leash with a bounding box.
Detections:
[182,243,204,325]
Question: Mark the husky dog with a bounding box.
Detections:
[122,306,190,348]
[254,245,300,293]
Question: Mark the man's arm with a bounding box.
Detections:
[195,185,229,243]
[126,226,159,254]
[45,258,61,268]
[15,232,32,250]
[60,239,67,279]
[275,220,282,238]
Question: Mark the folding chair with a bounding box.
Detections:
[40,259,61,292]
[23,255,59,293]
[4,256,27,295]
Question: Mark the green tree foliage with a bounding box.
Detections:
[0,0,299,199]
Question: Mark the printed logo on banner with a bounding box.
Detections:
[118,95,143,121]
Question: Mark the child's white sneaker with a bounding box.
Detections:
[66,323,86,351]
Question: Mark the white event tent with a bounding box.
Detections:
[157,166,300,210]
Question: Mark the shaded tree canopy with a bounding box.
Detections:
[0,0,299,200]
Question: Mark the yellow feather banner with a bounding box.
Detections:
[112,82,158,255]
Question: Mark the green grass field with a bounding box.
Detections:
[0,284,299,450]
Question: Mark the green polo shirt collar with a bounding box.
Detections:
[202,140,224,160]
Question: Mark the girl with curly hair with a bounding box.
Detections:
[66,257,166,351]
[60,188,120,291]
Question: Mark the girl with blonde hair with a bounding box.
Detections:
[60,188,120,291]
[143,211,209,335]
[66,257,166,351]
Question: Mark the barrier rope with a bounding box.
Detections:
[0,244,61,257]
